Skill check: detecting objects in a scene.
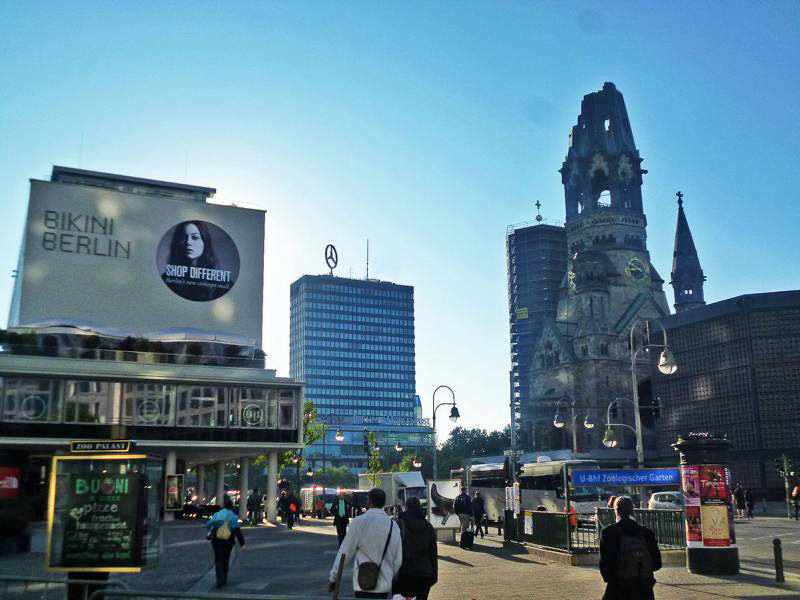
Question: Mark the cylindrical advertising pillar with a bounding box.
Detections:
[673,433,739,575]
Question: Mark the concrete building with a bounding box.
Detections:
[290,274,433,473]
[653,290,800,493]
[506,218,567,449]
[0,166,303,524]
[522,83,670,457]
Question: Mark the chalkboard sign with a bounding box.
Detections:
[47,454,161,573]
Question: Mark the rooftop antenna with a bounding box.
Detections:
[535,200,543,222]
[366,239,369,279]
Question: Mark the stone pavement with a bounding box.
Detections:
[2,518,799,599]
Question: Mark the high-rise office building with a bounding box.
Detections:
[507,221,567,449]
[290,274,433,473]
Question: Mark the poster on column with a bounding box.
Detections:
[700,505,730,547]
[427,480,460,529]
[680,465,701,507]
[699,465,728,505]
[685,506,702,546]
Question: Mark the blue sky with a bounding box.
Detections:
[1,2,798,440]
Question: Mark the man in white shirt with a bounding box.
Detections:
[329,488,402,599]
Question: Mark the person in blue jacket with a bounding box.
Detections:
[205,495,246,588]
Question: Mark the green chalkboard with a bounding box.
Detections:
[47,455,158,572]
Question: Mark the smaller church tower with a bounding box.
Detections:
[670,191,706,312]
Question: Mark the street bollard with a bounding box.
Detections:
[774,538,785,583]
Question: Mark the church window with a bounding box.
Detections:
[554,351,560,364]
[581,345,588,356]
[604,119,610,131]
[600,343,609,356]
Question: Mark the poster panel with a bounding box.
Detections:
[0,467,21,500]
[700,505,731,547]
[680,465,701,507]
[427,479,460,529]
[18,180,265,346]
[685,506,702,546]
[699,465,728,505]
[165,474,184,511]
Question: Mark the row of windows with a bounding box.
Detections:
[303,331,413,344]
[305,293,414,312]
[306,359,415,370]
[300,311,413,326]
[299,320,412,336]
[305,349,415,362]
[303,340,414,353]
[301,301,414,318]
[1,378,298,430]
[305,387,413,399]
[307,398,412,408]
[315,406,410,417]
[310,283,412,299]
[303,368,415,379]
[305,378,414,390]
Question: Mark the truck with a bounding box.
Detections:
[358,471,427,513]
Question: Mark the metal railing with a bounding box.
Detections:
[595,507,686,549]
[0,575,127,600]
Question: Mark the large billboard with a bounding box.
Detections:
[15,179,264,346]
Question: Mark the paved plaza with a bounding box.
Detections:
[3,515,800,599]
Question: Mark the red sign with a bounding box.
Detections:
[699,465,728,504]
[0,467,21,500]
[685,506,702,542]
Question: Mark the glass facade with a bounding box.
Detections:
[290,275,433,472]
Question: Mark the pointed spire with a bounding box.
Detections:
[670,191,706,312]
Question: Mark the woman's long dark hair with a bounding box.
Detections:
[167,220,217,269]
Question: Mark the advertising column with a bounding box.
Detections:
[673,433,739,574]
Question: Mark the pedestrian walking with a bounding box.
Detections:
[286,489,300,529]
[472,491,486,539]
[205,495,245,589]
[328,488,402,599]
[733,483,745,518]
[744,489,754,519]
[333,490,352,546]
[599,496,661,600]
[453,487,473,540]
[246,488,261,525]
[393,497,438,600]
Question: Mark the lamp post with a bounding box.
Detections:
[629,319,678,507]
[629,319,678,469]
[552,397,595,454]
[602,397,638,449]
[432,385,459,480]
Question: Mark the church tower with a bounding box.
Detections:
[670,191,706,312]
[522,83,669,454]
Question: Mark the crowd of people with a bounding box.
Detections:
[204,487,666,599]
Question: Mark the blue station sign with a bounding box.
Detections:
[572,468,681,487]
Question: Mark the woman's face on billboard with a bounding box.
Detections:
[181,223,204,260]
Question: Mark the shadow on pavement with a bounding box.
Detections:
[439,555,474,567]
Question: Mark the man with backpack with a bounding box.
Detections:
[394,496,438,600]
[599,496,661,600]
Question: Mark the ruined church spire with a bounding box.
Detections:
[670,191,706,312]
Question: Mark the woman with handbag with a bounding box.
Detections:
[206,495,246,588]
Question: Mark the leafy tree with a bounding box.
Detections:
[367,432,382,486]
[309,466,357,488]
[437,426,511,478]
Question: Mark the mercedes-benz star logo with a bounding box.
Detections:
[325,244,338,271]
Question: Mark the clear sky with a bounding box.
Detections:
[1,2,798,442]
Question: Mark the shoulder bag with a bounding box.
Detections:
[357,521,393,591]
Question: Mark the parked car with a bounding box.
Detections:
[648,491,684,510]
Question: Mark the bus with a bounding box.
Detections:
[453,459,606,524]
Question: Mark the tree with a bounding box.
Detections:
[437,426,511,477]
[309,466,357,488]
[367,432,382,487]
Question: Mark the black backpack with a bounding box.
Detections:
[616,531,653,582]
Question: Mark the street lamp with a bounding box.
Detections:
[603,397,638,448]
[306,467,314,477]
[412,457,422,469]
[629,319,678,471]
[335,429,344,442]
[552,397,593,454]
[395,442,403,452]
[432,385,458,480]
